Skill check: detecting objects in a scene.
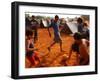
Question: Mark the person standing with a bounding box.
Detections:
[82,23,89,40]
[30,15,39,43]
[77,18,84,33]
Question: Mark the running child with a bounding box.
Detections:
[47,15,63,52]
[26,29,40,67]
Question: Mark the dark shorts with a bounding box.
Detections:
[72,43,79,54]
[54,36,62,43]
[26,51,34,57]
[80,56,89,65]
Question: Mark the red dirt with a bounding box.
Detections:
[25,28,80,68]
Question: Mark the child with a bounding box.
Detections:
[30,15,39,43]
[82,23,89,40]
[47,15,63,52]
[26,29,40,67]
[68,32,89,65]
[77,18,84,33]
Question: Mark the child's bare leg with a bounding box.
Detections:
[48,41,56,51]
[76,54,80,65]
[27,56,35,67]
[34,53,40,62]
[60,41,63,52]
[60,41,65,52]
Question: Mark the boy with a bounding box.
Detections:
[26,29,40,67]
[47,15,63,52]
[68,32,89,65]
[77,18,84,33]
[30,15,39,43]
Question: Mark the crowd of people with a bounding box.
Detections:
[25,15,90,67]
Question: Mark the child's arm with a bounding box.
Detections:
[68,47,73,60]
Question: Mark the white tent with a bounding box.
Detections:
[67,22,78,33]
[42,19,48,27]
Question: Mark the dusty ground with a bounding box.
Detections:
[25,28,80,68]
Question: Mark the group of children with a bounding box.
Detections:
[25,15,90,67]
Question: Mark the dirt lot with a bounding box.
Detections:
[25,28,80,68]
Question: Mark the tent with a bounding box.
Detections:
[40,19,50,28]
[67,22,78,33]
[60,22,78,35]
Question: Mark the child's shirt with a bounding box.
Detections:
[26,39,34,56]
